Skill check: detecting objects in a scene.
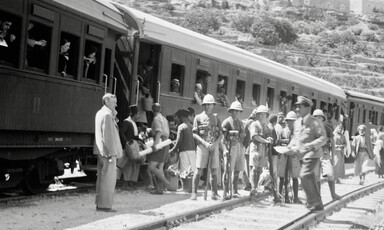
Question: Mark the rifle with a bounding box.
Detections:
[267,143,281,203]
[204,150,211,201]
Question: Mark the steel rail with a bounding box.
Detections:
[282,180,384,230]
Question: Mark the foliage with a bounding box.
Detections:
[250,16,297,45]
[251,20,281,45]
[181,9,221,34]
[230,14,255,33]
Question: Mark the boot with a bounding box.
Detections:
[328,180,340,200]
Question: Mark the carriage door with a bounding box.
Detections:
[114,31,138,120]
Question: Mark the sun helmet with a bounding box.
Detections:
[285,111,297,121]
[202,94,215,105]
[312,109,326,121]
[228,101,243,112]
[256,105,269,114]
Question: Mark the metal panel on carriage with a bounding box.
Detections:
[0,0,129,192]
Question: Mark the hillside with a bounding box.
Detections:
[113,0,384,97]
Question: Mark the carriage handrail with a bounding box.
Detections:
[113,77,117,95]
[103,74,108,95]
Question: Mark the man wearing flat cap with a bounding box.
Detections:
[288,96,327,212]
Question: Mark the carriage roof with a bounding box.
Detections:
[114,4,346,100]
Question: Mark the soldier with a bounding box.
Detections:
[249,105,273,196]
[191,94,223,200]
[277,111,302,203]
[221,101,245,200]
[288,96,327,212]
[313,109,340,200]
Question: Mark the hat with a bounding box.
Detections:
[256,105,269,114]
[202,94,215,105]
[285,111,297,121]
[357,124,366,131]
[175,109,189,118]
[228,101,243,112]
[277,112,285,118]
[313,109,326,121]
[218,79,225,85]
[295,96,313,107]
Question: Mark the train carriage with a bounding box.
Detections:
[0,0,130,193]
[113,4,347,123]
[345,90,384,136]
[0,0,353,193]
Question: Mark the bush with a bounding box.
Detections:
[270,18,298,43]
[361,30,379,42]
[230,14,255,33]
[181,9,221,34]
[251,21,280,45]
[293,21,310,34]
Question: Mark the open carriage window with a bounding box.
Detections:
[279,91,289,114]
[83,40,101,81]
[195,70,211,105]
[0,12,21,67]
[170,63,184,94]
[58,32,79,78]
[216,75,229,107]
[291,94,298,109]
[236,80,245,104]
[252,84,261,107]
[26,21,51,72]
[267,87,274,108]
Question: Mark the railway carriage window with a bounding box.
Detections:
[267,87,274,108]
[0,13,20,66]
[311,99,317,114]
[216,75,229,107]
[279,91,290,114]
[26,21,50,71]
[236,80,245,104]
[104,48,112,77]
[252,84,261,107]
[58,32,79,78]
[196,70,211,95]
[83,41,101,81]
[170,63,184,94]
[381,113,384,126]
[363,109,366,123]
[291,94,298,109]
[320,101,327,111]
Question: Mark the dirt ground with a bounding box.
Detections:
[0,163,379,230]
[0,186,192,230]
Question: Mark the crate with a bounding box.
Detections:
[167,175,179,191]
[181,177,192,193]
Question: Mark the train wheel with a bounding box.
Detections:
[22,168,48,195]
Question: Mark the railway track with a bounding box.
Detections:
[129,170,384,230]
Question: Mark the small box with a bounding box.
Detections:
[167,175,179,191]
[182,177,192,193]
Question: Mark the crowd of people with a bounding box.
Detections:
[93,93,384,212]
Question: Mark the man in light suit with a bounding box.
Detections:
[288,96,327,212]
[94,93,123,212]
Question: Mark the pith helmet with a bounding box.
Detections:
[202,94,215,105]
[313,109,326,121]
[285,111,297,121]
[256,105,269,114]
[228,101,243,112]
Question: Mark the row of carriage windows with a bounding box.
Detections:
[0,11,104,81]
